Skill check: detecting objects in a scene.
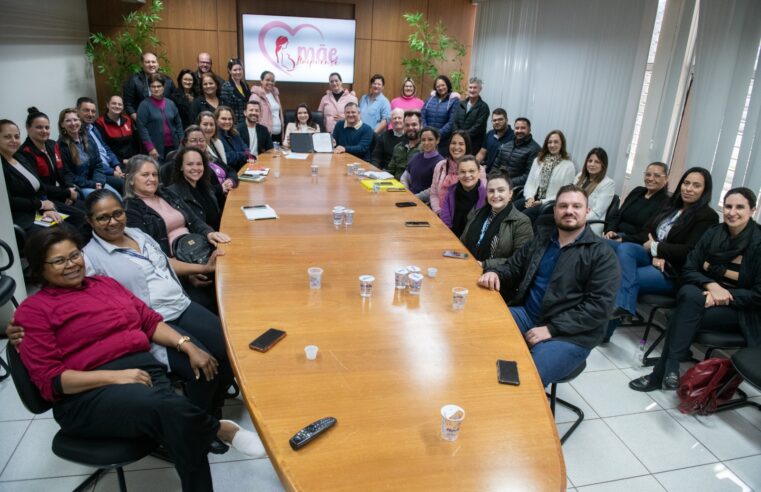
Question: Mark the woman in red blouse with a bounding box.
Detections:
[14,227,264,491]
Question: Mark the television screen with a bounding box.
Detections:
[242,14,356,83]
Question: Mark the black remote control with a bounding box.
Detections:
[289,417,337,450]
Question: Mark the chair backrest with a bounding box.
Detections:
[6,345,53,414]
[0,239,17,307]
[284,110,326,133]
[605,194,620,223]
[0,238,13,273]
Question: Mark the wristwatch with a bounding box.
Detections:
[176,335,191,352]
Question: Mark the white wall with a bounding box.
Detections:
[0,0,94,325]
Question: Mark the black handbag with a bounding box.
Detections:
[172,233,212,264]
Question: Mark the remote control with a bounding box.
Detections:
[289,417,337,450]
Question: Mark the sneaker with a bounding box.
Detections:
[220,420,266,458]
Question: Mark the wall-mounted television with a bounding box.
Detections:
[242,14,356,83]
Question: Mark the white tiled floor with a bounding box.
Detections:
[1,326,760,491]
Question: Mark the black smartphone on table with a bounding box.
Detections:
[442,250,468,259]
[497,359,520,385]
[405,221,430,227]
[249,328,287,352]
[395,202,417,208]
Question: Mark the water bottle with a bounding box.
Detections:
[633,339,646,366]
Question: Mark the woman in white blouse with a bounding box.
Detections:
[517,129,576,222]
[575,147,615,235]
[283,104,320,149]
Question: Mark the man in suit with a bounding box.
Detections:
[237,100,273,156]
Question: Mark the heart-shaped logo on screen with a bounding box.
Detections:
[259,21,325,75]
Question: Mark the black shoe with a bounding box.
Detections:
[209,437,230,455]
[613,307,632,319]
[662,372,680,391]
[629,374,661,392]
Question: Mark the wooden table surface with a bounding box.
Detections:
[216,151,565,491]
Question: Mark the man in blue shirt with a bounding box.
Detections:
[475,108,514,173]
[478,184,620,386]
[77,97,124,193]
[332,102,374,161]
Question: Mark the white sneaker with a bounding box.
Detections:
[220,420,266,458]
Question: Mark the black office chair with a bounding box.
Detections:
[547,361,586,444]
[0,239,20,382]
[694,331,747,360]
[636,293,677,366]
[6,345,158,492]
[284,109,326,133]
[715,347,761,413]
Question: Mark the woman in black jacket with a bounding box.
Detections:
[604,162,670,241]
[630,187,761,391]
[124,154,230,311]
[606,167,719,340]
[170,69,199,130]
[168,147,222,230]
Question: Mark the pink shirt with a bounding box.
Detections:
[140,195,190,254]
[15,276,162,401]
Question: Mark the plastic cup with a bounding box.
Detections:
[308,267,323,289]
[394,268,409,289]
[406,265,421,275]
[452,287,468,310]
[408,273,424,295]
[359,275,375,297]
[427,267,438,278]
[355,168,364,180]
[372,182,380,193]
[344,209,355,226]
[311,163,319,176]
[304,345,319,360]
[332,206,345,226]
[440,404,465,441]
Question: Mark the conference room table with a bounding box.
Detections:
[216,150,565,491]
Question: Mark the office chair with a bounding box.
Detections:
[547,361,586,444]
[715,347,761,413]
[0,238,20,382]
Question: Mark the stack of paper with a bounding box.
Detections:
[241,204,278,221]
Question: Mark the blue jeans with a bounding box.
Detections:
[614,242,674,315]
[510,307,590,387]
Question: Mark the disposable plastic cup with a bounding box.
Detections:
[406,266,421,275]
[452,287,468,310]
[408,273,424,295]
[344,209,355,226]
[440,404,465,441]
[359,275,375,297]
[308,267,323,289]
[311,163,318,176]
[304,345,319,360]
[395,268,409,289]
[427,267,438,278]
[332,206,345,226]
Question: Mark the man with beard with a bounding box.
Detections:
[387,110,422,180]
[492,117,540,186]
[237,100,273,156]
[475,108,514,173]
[477,184,620,386]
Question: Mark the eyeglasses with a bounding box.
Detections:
[149,84,164,89]
[45,250,83,269]
[644,172,665,178]
[93,209,125,225]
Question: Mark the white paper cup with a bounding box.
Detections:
[440,404,465,441]
[452,287,468,310]
[427,267,438,278]
[344,209,355,226]
[359,275,375,297]
[332,206,345,226]
[311,163,319,176]
[304,345,319,360]
[308,267,323,289]
[395,268,409,289]
[408,273,424,295]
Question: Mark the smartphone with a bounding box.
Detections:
[497,359,520,385]
[395,201,417,208]
[443,250,469,259]
[405,221,430,227]
[249,328,287,352]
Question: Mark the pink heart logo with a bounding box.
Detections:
[258,21,324,76]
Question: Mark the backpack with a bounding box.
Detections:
[677,358,742,415]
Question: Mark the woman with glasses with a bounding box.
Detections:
[12,226,264,492]
[604,162,670,242]
[136,73,184,161]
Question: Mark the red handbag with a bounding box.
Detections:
[677,358,742,415]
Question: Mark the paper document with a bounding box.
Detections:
[241,204,278,220]
[364,171,393,180]
[312,133,334,153]
[285,153,309,160]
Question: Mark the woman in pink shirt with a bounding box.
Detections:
[318,72,358,134]
[13,227,264,491]
[248,70,284,142]
[430,130,486,215]
[390,78,425,115]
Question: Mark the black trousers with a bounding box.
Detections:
[652,284,740,379]
[53,352,218,492]
[167,301,233,413]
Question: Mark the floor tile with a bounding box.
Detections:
[724,455,761,491]
[94,467,182,492]
[571,370,661,417]
[0,421,29,478]
[738,381,760,397]
[585,348,618,372]
[576,475,666,492]
[733,397,761,432]
[0,419,95,481]
[605,411,716,473]
[667,409,761,461]
[558,419,648,487]
[0,475,91,491]
[552,383,600,424]
[654,463,752,492]
[211,459,285,491]
[597,329,660,370]
[567,475,574,488]
[0,379,35,422]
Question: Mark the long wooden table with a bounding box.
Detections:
[217,151,565,491]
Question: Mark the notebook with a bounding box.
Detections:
[359,179,406,191]
[241,204,278,220]
[290,132,334,153]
